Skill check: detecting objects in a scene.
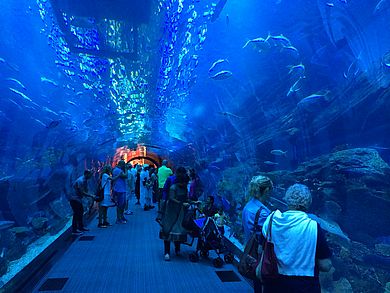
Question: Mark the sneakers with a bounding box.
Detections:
[79,228,89,232]
[72,231,83,236]
[116,219,127,224]
[164,254,170,261]
[103,221,112,226]
[98,223,108,228]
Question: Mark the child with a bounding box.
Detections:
[214,208,225,236]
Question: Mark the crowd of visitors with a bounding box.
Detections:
[68,159,332,293]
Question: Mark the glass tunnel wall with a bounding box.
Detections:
[0,0,389,291]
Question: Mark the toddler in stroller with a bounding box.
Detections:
[186,205,234,267]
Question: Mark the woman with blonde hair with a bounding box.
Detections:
[242,175,273,293]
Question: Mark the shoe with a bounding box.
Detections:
[72,231,83,235]
[79,228,89,232]
[164,254,170,261]
[121,218,128,223]
[103,221,112,226]
[124,210,134,215]
[149,205,155,209]
[144,205,150,211]
[98,223,107,228]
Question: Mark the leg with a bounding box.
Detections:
[73,200,84,230]
[98,204,103,225]
[174,241,181,255]
[164,240,170,255]
[69,200,78,232]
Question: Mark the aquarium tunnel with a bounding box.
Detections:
[0,0,389,292]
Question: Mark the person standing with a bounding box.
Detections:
[112,160,128,224]
[157,160,173,206]
[125,163,134,215]
[242,175,273,293]
[159,167,189,261]
[140,164,150,210]
[261,184,332,293]
[98,165,113,228]
[70,169,95,235]
[134,164,141,205]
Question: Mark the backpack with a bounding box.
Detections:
[96,180,108,202]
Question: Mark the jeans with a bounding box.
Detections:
[69,200,84,232]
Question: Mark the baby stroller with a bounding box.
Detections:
[188,215,234,268]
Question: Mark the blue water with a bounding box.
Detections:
[0,0,390,291]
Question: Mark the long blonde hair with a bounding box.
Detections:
[248,175,273,199]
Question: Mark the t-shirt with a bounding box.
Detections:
[113,167,126,193]
[242,198,270,244]
[158,165,173,188]
[71,175,87,202]
[101,173,111,195]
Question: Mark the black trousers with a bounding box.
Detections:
[164,240,180,255]
[69,200,84,232]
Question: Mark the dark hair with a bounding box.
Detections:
[84,169,93,177]
[175,166,189,185]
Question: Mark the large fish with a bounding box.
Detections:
[308,214,350,241]
[208,59,229,72]
[210,70,233,80]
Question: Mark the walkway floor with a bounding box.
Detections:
[32,204,252,293]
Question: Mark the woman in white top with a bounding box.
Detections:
[99,165,113,228]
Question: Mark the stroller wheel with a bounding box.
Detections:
[200,250,209,258]
[189,252,199,262]
[224,253,234,264]
[213,257,223,268]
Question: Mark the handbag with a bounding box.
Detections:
[238,207,262,279]
[257,212,279,281]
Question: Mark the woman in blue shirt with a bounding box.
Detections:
[242,175,273,292]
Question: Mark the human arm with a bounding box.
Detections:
[316,225,333,272]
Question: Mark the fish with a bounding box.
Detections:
[33,118,46,127]
[297,92,330,109]
[68,101,77,107]
[218,111,244,119]
[46,120,61,129]
[210,70,233,80]
[42,107,58,116]
[0,175,14,181]
[208,59,229,72]
[269,34,291,46]
[41,77,58,87]
[0,220,15,230]
[264,161,279,165]
[308,214,350,241]
[242,36,270,50]
[6,78,26,90]
[271,150,287,156]
[287,77,304,96]
[0,247,5,258]
[374,0,390,13]
[326,2,334,6]
[287,63,305,76]
[282,45,299,56]
[9,87,32,102]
